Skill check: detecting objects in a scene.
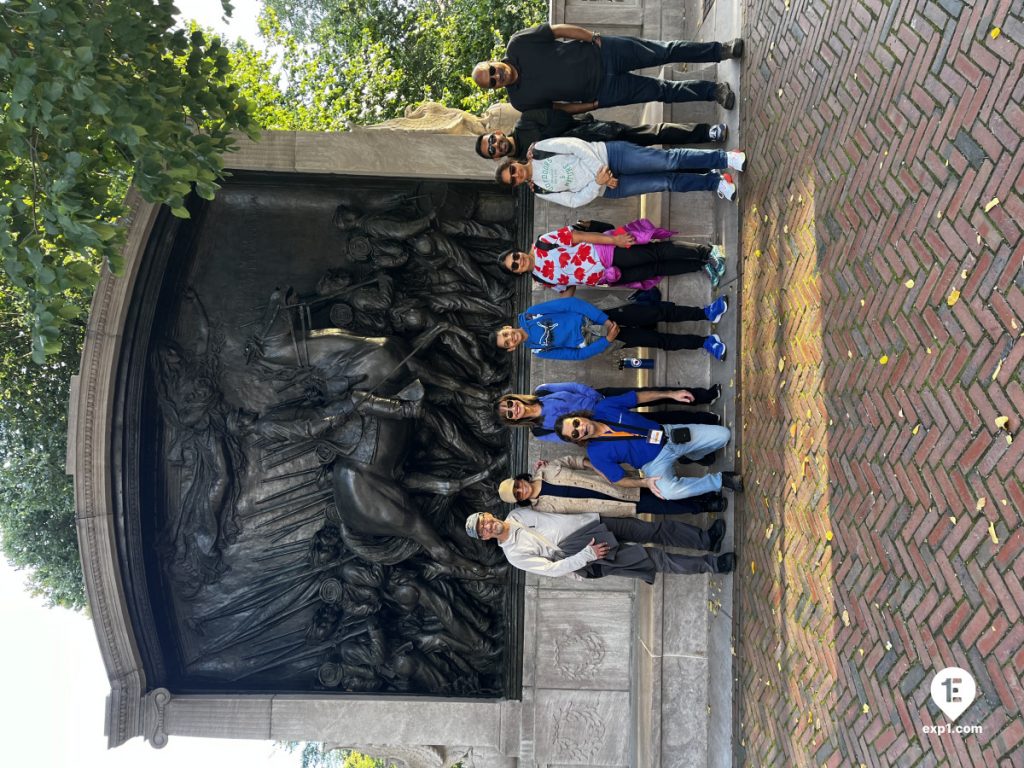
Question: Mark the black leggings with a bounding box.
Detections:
[597,385,719,405]
[609,241,710,284]
[605,302,706,351]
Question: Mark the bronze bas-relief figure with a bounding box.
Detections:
[148,179,519,695]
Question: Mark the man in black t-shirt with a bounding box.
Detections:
[472,23,742,113]
[474,108,728,161]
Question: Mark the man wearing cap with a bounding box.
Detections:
[464,509,734,581]
[497,459,727,517]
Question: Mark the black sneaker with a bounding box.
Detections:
[708,552,735,573]
[714,82,736,110]
[720,39,745,59]
[708,123,729,143]
[708,384,722,404]
[703,495,728,514]
[696,451,717,466]
[722,471,744,492]
[707,519,727,552]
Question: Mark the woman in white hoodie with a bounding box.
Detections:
[495,136,747,206]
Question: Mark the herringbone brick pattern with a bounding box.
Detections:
[734,0,1024,765]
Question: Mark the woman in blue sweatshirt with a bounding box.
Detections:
[494,295,729,361]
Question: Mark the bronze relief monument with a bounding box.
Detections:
[85,161,529,710]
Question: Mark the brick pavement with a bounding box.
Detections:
[733,0,1024,765]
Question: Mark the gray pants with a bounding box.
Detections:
[568,517,718,582]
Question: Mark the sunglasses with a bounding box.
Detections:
[488,65,500,87]
[568,418,585,440]
[508,253,525,271]
[486,134,498,157]
[500,399,517,418]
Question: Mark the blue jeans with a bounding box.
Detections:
[604,141,725,198]
[641,423,730,499]
[596,36,720,107]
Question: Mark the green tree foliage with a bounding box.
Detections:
[277,741,386,768]
[0,0,256,607]
[255,0,546,126]
[0,0,257,362]
[0,276,89,609]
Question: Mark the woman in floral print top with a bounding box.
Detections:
[498,218,728,293]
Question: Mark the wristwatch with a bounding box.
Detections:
[592,32,601,44]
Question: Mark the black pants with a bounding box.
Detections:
[571,121,715,146]
[609,241,710,284]
[636,490,722,515]
[594,386,719,426]
[597,385,720,405]
[592,516,718,577]
[605,302,706,351]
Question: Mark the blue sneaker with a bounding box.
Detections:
[704,334,727,361]
[704,296,728,324]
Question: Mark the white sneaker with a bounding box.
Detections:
[726,151,747,172]
[717,173,736,201]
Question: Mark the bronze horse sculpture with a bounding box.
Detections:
[244,288,502,579]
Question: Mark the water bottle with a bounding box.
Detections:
[618,357,655,370]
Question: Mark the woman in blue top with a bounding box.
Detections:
[496,382,722,442]
[494,295,729,361]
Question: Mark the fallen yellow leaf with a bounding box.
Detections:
[991,26,1001,38]
[751,561,756,574]
[778,357,785,371]
[766,523,774,539]
[790,423,797,438]
[950,516,957,524]
[884,641,893,651]
[989,521,999,544]
[879,355,889,364]
[995,416,1009,430]
[826,531,834,542]
[904,278,915,288]
[984,197,1000,212]
[912,424,920,435]
[842,609,850,626]
[862,704,870,714]
[977,497,986,511]
[1008,435,1014,445]
[993,358,1004,380]
[947,288,961,307]
[777,549,783,563]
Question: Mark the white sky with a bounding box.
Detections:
[0,10,301,768]
[176,0,265,45]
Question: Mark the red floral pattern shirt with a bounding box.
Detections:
[531,227,610,292]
